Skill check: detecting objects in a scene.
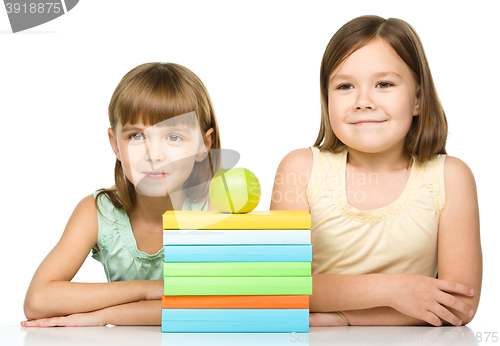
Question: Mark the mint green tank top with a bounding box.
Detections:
[91,191,207,282]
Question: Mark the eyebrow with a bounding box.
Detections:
[121,126,144,132]
[121,125,191,133]
[330,71,402,82]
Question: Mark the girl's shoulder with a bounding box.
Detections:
[276,146,342,184]
[442,155,471,171]
[93,190,114,213]
[280,147,313,165]
[276,147,314,182]
[271,148,314,211]
[92,189,127,225]
[424,155,476,211]
[53,193,99,250]
[442,155,476,192]
[425,154,474,185]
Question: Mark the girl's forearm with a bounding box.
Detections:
[343,307,430,326]
[310,273,391,312]
[24,280,155,320]
[104,303,430,328]
[99,300,162,326]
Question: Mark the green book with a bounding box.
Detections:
[163,262,311,277]
[164,277,312,296]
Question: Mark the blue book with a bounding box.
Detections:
[161,309,309,333]
[161,332,310,345]
[163,245,312,262]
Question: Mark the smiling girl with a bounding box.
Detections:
[271,15,482,327]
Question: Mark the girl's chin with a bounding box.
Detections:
[134,181,171,197]
[135,188,168,197]
[134,181,186,197]
[346,144,391,154]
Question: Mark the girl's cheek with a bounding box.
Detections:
[168,145,200,162]
[127,147,148,165]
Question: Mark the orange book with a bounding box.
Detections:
[162,295,309,309]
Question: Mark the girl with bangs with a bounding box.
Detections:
[271,15,482,327]
[22,63,222,327]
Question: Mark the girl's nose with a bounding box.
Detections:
[354,89,377,111]
[144,140,167,163]
[146,151,166,162]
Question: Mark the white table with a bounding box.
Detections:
[3,324,497,345]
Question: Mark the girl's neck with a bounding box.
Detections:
[132,189,186,224]
[346,146,411,172]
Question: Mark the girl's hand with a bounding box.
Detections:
[145,279,164,301]
[309,312,349,327]
[388,274,475,326]
[20,311,105,327]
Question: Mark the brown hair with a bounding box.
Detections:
[95,62,221,217]
[315,15,447,163]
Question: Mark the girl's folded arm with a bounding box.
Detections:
[24,195,159,320]
[340,307,430,326]
[98,299,162,326]
[23,300,163,327]
[310,270,475,326]
[310,273,393,312]
[435,156,482,325]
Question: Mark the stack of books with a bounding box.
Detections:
[161,210,312,333]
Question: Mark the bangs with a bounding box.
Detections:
[324,27,380,85]
[110,64,200,129]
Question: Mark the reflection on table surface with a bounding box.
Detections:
[15,324,486,346]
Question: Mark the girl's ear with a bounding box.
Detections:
[413,85,422,116]
[195,128,214,162]
[108,127,121,161]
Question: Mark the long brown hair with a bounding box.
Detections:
[95,62,221,217]
[315,15,447,163]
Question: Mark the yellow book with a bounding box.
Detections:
[162,210,310,230]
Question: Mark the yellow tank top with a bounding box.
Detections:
[307,147,446,277]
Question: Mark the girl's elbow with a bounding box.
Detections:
[24,306,39,321]
[461,316,473,326]
[24,290,49,320]
[309,294,329,313]
[23,298,38,320]
[461,308,478,326]
[463,295,481,325]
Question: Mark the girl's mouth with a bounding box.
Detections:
[144,172,169,179]
[352,120,387,125]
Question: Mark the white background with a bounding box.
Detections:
[1,0,498,329]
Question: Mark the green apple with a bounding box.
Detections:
[209,167,261,213]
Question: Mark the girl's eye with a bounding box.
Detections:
[130,133,145,140]
[377,81,393,88]
[337,84,353,90]
[167,134,182,142]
